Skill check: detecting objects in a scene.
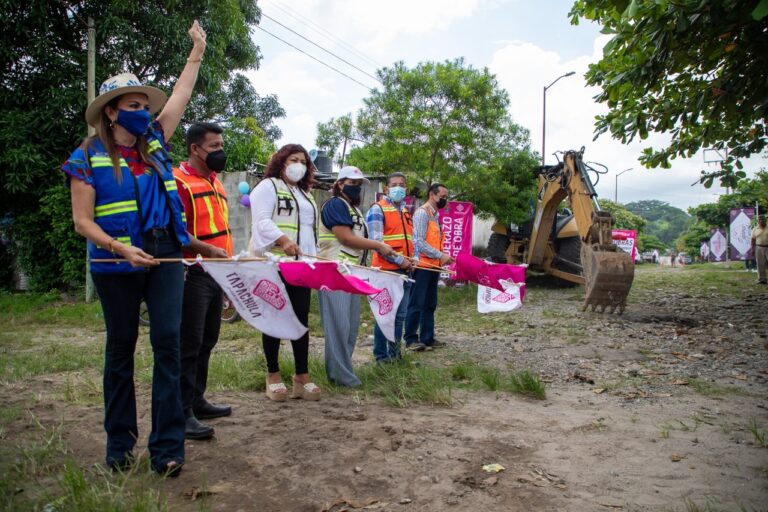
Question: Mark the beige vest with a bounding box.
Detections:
[318,197,367,264]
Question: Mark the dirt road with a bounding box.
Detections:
[2,266,767,511]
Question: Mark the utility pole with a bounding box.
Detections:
[85,17,96,302]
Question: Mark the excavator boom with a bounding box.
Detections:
[502,149,634,313]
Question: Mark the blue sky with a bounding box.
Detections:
[246,0,763,211]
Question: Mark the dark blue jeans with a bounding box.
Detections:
[180,266,223,412]
[92,231,185,471]
[373,273,412,361]
[404,269,439,347]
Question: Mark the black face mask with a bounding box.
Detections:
[199,147,227,172]
[342,184,362,201]
[436,197,448,209]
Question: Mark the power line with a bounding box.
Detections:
[254,24,376,90]
[262,0,383,69]
[261,12,381,84]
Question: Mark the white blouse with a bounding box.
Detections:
[249,178,317,256]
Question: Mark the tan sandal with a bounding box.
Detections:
[291,379,321,401]
[265,377,288,401]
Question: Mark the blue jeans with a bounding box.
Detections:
[92,231,185,471]
[373,274,412,362]
[404,269,439,347]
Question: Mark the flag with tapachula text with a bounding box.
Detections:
[201,261,307,340]
[348,267,407,342]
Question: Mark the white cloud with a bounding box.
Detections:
[488,36,755,210]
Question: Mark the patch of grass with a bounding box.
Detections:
[504,369,546,399]
[0,414,171,511]
[60,374,102,406]
[688,378,744,397]
[0,291,103,328]
[357,358,454,408]
[478,367,501,391]
[747,420,768,448]
[0,343,104,382]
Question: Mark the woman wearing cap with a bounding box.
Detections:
[249,144,322,401]
[61,21,207,477]
[317,167,396,387]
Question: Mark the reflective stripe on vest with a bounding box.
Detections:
[418,205,444,268]
[267,178,317,254]
[174,167,233,256]
[371,199,414,270]
[318,198,366,264]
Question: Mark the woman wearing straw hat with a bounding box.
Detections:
[61,20,207,477]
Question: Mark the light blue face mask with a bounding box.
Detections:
[389,186,406,203]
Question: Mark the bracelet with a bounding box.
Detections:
[107,238,118,254]
[187,57,203,63]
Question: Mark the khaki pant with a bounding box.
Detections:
[757,245,768,282]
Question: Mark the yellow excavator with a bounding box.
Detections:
[487,148,634,313]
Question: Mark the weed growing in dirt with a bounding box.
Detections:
[747,420,768,448]
[504,369,546,399]
[688,378,744,397]
[61,374,101,406]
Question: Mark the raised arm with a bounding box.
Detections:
[156,20,207,137]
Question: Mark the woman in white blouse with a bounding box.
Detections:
[249,144,321,401]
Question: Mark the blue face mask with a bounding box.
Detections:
[388,186,406,203]
[116,108,152,136]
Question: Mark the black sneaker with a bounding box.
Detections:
[406,343,427,352]
[185,415,214,440]
[428,340,447,349]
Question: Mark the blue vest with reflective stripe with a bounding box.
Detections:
[87,135,189,274]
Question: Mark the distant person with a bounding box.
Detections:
[652,249,659,264]
[404,183,455,351]
[366,172,415,363]
[752,214,767,284]
[174,122,233,441]
[317,166,396,386]
[249,144,322,401]
[62,21,207,477]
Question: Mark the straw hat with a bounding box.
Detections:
[85,73,167,127]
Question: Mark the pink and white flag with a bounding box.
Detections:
[477,280,523,314]
[201,261,307,340]
[452,253,526,297]
[348,267,407,342]
[278,261,382,295]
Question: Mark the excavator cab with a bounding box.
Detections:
[488,149,634,313]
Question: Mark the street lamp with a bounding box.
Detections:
[542,71,575,166]
[614,167,633,203]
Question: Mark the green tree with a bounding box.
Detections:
[315,114,363,167]
[624,199,692,245]
[0,1,270,290]
[570,0,768,188]
[321,58,539,225]
[598,199,647,232]
[687,170,768,226]
[637,233,667,252]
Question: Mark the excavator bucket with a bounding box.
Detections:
[580,244,634,314]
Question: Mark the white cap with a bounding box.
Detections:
[336,166,369,184]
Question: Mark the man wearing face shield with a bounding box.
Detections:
[174,122,233,440]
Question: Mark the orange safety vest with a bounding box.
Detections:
[417,204,444,269]
[371,198,414,270]
[173,165,233,257]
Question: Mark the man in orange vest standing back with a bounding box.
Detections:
[366,172,415,363]
[404,183,454,351]
[174,123,233,440]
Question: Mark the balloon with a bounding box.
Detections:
[238,181,250,195]
[239,194,251,207]
[308,148,318,162]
